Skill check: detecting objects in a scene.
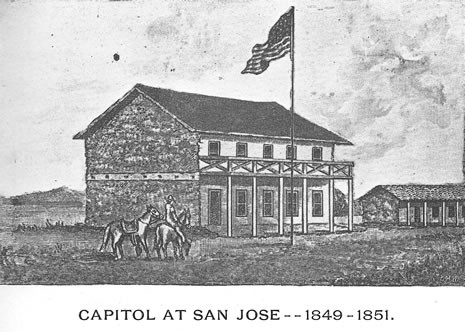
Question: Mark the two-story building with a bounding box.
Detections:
[73,84,354,236]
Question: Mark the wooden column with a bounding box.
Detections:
[456,201,460,227]
[442,201,446,227]
[329,178,335,233]
[406,201,411,226]
[348,178,354,232]
[302,178,308,234]
[252,177,257,237]
[278,177,284,235]
[227,176,232,237]
[423,201,428,227]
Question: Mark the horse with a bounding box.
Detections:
[99,205,162,261]
[153,208,192,261]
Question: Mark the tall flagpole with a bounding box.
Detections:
[290,6,295,246]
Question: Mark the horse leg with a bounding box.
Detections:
[154,242,162,260]
[153,229,162,260]
[110,234,117,257]
[135,243,142,257]
[113,233,123,260]
[173,242,179,261]
[162,243,169,261]
[178,239,185,261]
[118,242,124,260]
[99,226,111,252]
[136,235,150,260]
[141,233,151,260]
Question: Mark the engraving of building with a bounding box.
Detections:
[74,84,354,236]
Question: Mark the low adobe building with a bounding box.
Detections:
[358,184,465,226]
[73,84,354,236]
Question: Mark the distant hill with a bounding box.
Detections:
[8,186,85,207]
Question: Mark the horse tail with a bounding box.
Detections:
[99,225,111,252]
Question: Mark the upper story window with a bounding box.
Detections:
[208,141,220,156]
[286,145,297,160]
[236,142,248,157]
[263,144,273,159]
[312,147,323,161]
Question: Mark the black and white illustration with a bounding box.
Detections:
[0,0,463,285]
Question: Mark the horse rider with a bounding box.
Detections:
[164,195,186,243]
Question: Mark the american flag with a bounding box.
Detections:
[241,8,293,75]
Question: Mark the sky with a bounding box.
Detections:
[0,0,463,197]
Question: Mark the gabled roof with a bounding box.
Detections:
[362,184,465,201]
[74,83,352,144]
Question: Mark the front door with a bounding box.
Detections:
[208,190,221,225]
[414,206,421,223]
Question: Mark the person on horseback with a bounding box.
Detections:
[164,195,186,243]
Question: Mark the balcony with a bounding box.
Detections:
[199,156,353,179]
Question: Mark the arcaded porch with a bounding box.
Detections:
[399,200,465,227]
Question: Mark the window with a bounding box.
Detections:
[448,206,456,218]
[286,145,297,160]
[432,206,440,218]
[208,141,220,156]
[312,147,323,161]
[286,190,299,217]
[312,191,323,217]
[263,190,274,217]
[236,142,248,157]
[236,190,248,217]
[462,205,465,218]
[263,144,273,159]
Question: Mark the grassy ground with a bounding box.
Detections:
[1,223,465,285]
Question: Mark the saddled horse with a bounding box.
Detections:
[99,205,162,260]
[153,208,192,260]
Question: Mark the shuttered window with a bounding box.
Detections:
[236,143,248,157]
[312,147,323,161]
[263,144,273,159]
[208,141,220,156]
[236,190,247,217]
[286,190,299,216]
[263,190,274,217]
[312,191,323,217]
[286,145,297,160]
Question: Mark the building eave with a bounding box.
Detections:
[197,130,353,145]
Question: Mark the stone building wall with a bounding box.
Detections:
[86,180,200,225]
[85,93,199,174]
[359,188,399,223]
[83,92,201,224]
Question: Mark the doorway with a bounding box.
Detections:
[208,189,221,225]
[414,206,421,224]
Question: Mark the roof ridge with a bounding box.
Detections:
[74,83,353,144]
[135,83,280,105]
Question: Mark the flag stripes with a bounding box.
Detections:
[241,9,292,75]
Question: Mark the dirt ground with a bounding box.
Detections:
[1,223,465,285]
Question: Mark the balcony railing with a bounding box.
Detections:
[199,156,353,179]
